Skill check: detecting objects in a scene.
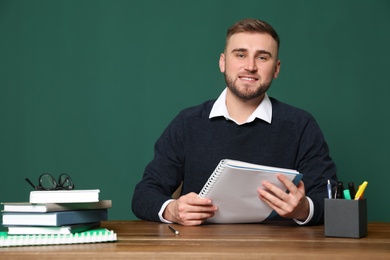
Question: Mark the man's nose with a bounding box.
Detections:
[245,58,257,72]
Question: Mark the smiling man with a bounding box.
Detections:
[220,31,280,124]
[132,18,337,226]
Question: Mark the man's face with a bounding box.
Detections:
[219,32,281,101]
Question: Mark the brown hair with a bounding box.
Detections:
[225,18,280,50]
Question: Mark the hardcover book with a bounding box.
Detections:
[29,189,100,203]
[2,200,112,213]
[2,209,108,226]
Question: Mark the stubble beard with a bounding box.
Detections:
[224,73,272,101]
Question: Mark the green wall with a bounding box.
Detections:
[1,0,389,222]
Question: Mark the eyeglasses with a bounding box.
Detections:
[25,173,74,190]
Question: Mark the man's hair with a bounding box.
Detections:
[225,18,280,50]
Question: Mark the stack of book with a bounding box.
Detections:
[1,189,116,247]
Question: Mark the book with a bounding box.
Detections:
[198,159,303,223]
[0,228,117,247]
[2,200,112,213]
[2,209,108,226]
[29,189,100,203]
[6,222,100,235]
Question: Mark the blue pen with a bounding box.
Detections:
[327,180,332,199]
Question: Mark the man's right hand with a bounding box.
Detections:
[163,192,218,226]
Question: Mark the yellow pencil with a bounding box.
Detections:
[354,181,368,200]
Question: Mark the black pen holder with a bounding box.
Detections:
[324,198,367,238]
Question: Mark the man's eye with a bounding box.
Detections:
[258,56,268,61]
[236,53,245,58]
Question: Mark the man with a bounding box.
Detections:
[132,18,337,226]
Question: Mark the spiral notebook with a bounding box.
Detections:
[198,159,303,223]
[0,228,117,247]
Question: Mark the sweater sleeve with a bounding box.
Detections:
[295,116,337,225]
[132,112,185,222]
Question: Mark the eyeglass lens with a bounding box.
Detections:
[58,174,74,189]
[39,174,58,190]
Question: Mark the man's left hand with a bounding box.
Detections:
[257,174,309,221]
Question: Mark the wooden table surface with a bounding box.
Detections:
[1,220,390,259]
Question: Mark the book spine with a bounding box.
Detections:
[198,160,226,198]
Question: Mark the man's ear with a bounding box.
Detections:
[273,60,281,79]
[219,53,226,73]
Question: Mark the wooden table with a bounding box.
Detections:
[1,220,390,259]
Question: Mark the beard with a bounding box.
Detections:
[224,73,272,101]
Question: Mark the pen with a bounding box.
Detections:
[335,182,344,199]
[348,182,356,199]
[327,180,332,199]
[168,225,180,235]
[354,181,368,200]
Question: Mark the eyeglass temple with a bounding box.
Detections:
[25,178,36,189]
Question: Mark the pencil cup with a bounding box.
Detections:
[324,199,367,238]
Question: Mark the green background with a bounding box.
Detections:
[1,0,389,222]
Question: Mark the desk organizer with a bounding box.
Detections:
[324,198,367,238]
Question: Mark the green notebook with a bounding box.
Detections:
[0,228,117,247]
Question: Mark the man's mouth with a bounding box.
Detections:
[239,76,259,81]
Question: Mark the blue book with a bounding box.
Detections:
[2,209,107,226]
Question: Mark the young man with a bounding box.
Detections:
[132,18,337,226]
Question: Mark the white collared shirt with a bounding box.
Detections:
[209,88,272,125]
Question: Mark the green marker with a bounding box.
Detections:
[343,189,351,200]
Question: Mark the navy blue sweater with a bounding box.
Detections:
[132,97,337,225]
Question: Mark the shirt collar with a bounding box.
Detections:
[209,88,272,125]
